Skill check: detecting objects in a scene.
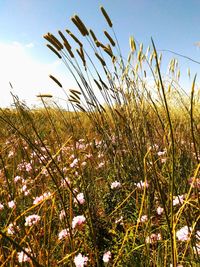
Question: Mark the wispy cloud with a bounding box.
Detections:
[0,41,75,107]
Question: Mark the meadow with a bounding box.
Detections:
[0,6,199,267]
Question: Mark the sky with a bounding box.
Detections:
[0,0,200,107]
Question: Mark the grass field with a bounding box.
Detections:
[0,6,199,267]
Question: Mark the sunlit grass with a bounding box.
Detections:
[0,6,199,267]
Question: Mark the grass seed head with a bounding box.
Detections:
[46,44,62,59]
[104,30,115,46]
[49,75,62,88]
[100,6,113,27]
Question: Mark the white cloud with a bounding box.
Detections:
[0,41,76,108]
[25,42,34,48]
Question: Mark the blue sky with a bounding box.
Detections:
[0,0,200,107]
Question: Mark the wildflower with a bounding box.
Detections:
[135,180,149,189]
[25,214,41,226]
[176,226,192,241]
[74,193,85,205]
[157,150,166,156]
[98,162,105,168]
[0,203,4,210]
[25,163,32,172]
[140,215,148,223]
[157,206,164,215]
[24,190,30,196]
[8,200,15,209]
[173,195,184,206]
[146,233,161,244]
[111,181,121,189]
[74,253,88,267]
[60,177,71,188]
[72,215,86,229]
[58,229,69,240]
[33,192,51,205]
[103,251,111,263]
[115,216,123,224]
[14,175,21,183]
[70,158,79,168]
[17,248,31,263]
[7,223,16,235]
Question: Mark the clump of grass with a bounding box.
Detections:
[0,6,199,267]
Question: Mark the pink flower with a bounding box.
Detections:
[70,158,79,168]
[74,193,85,205]
[8,200,15,209]
[14,175,22,183]
[157,150,166,156]
[135,180,149,189]
[146,233,161,244]
[176,226,191,241]
[25,214,41,226]
[7,223,17,235]
[103,251,111,263]
[58,229,69,240]
[98,162,105,168]
[60,177,71,188]
[140,215,148,223]
[72,215,86,229]
[17,248,31,263]
[157,206,164,215]
[33,192,51,205]
[74,253,88,267]
[25,163,32,172]
[0,203,4,211]
[111,181,121,189]
[173,195,184,206]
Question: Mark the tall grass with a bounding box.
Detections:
[0,6,199,267]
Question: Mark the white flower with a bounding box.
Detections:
[14,175,21,183]
[33,192,51,205]
[140,215,148,223]
[111,181,121,189]
[135,180,149,189]
[74,253,88,267]
[146,233,161,243]
[17,248,31,263]
[103,251,111,263]
[70,158,79,168]
[60,177,71,188]
[0,203,4,210]
[157,206,164,215]
[58,229,69,240]
[74,193,85,205]
[72,215,86,229]
[7,223,16,235]
[8,200,15,209]
[173,195,184,206]
[176,226,192,241]
[25,214,41,226]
